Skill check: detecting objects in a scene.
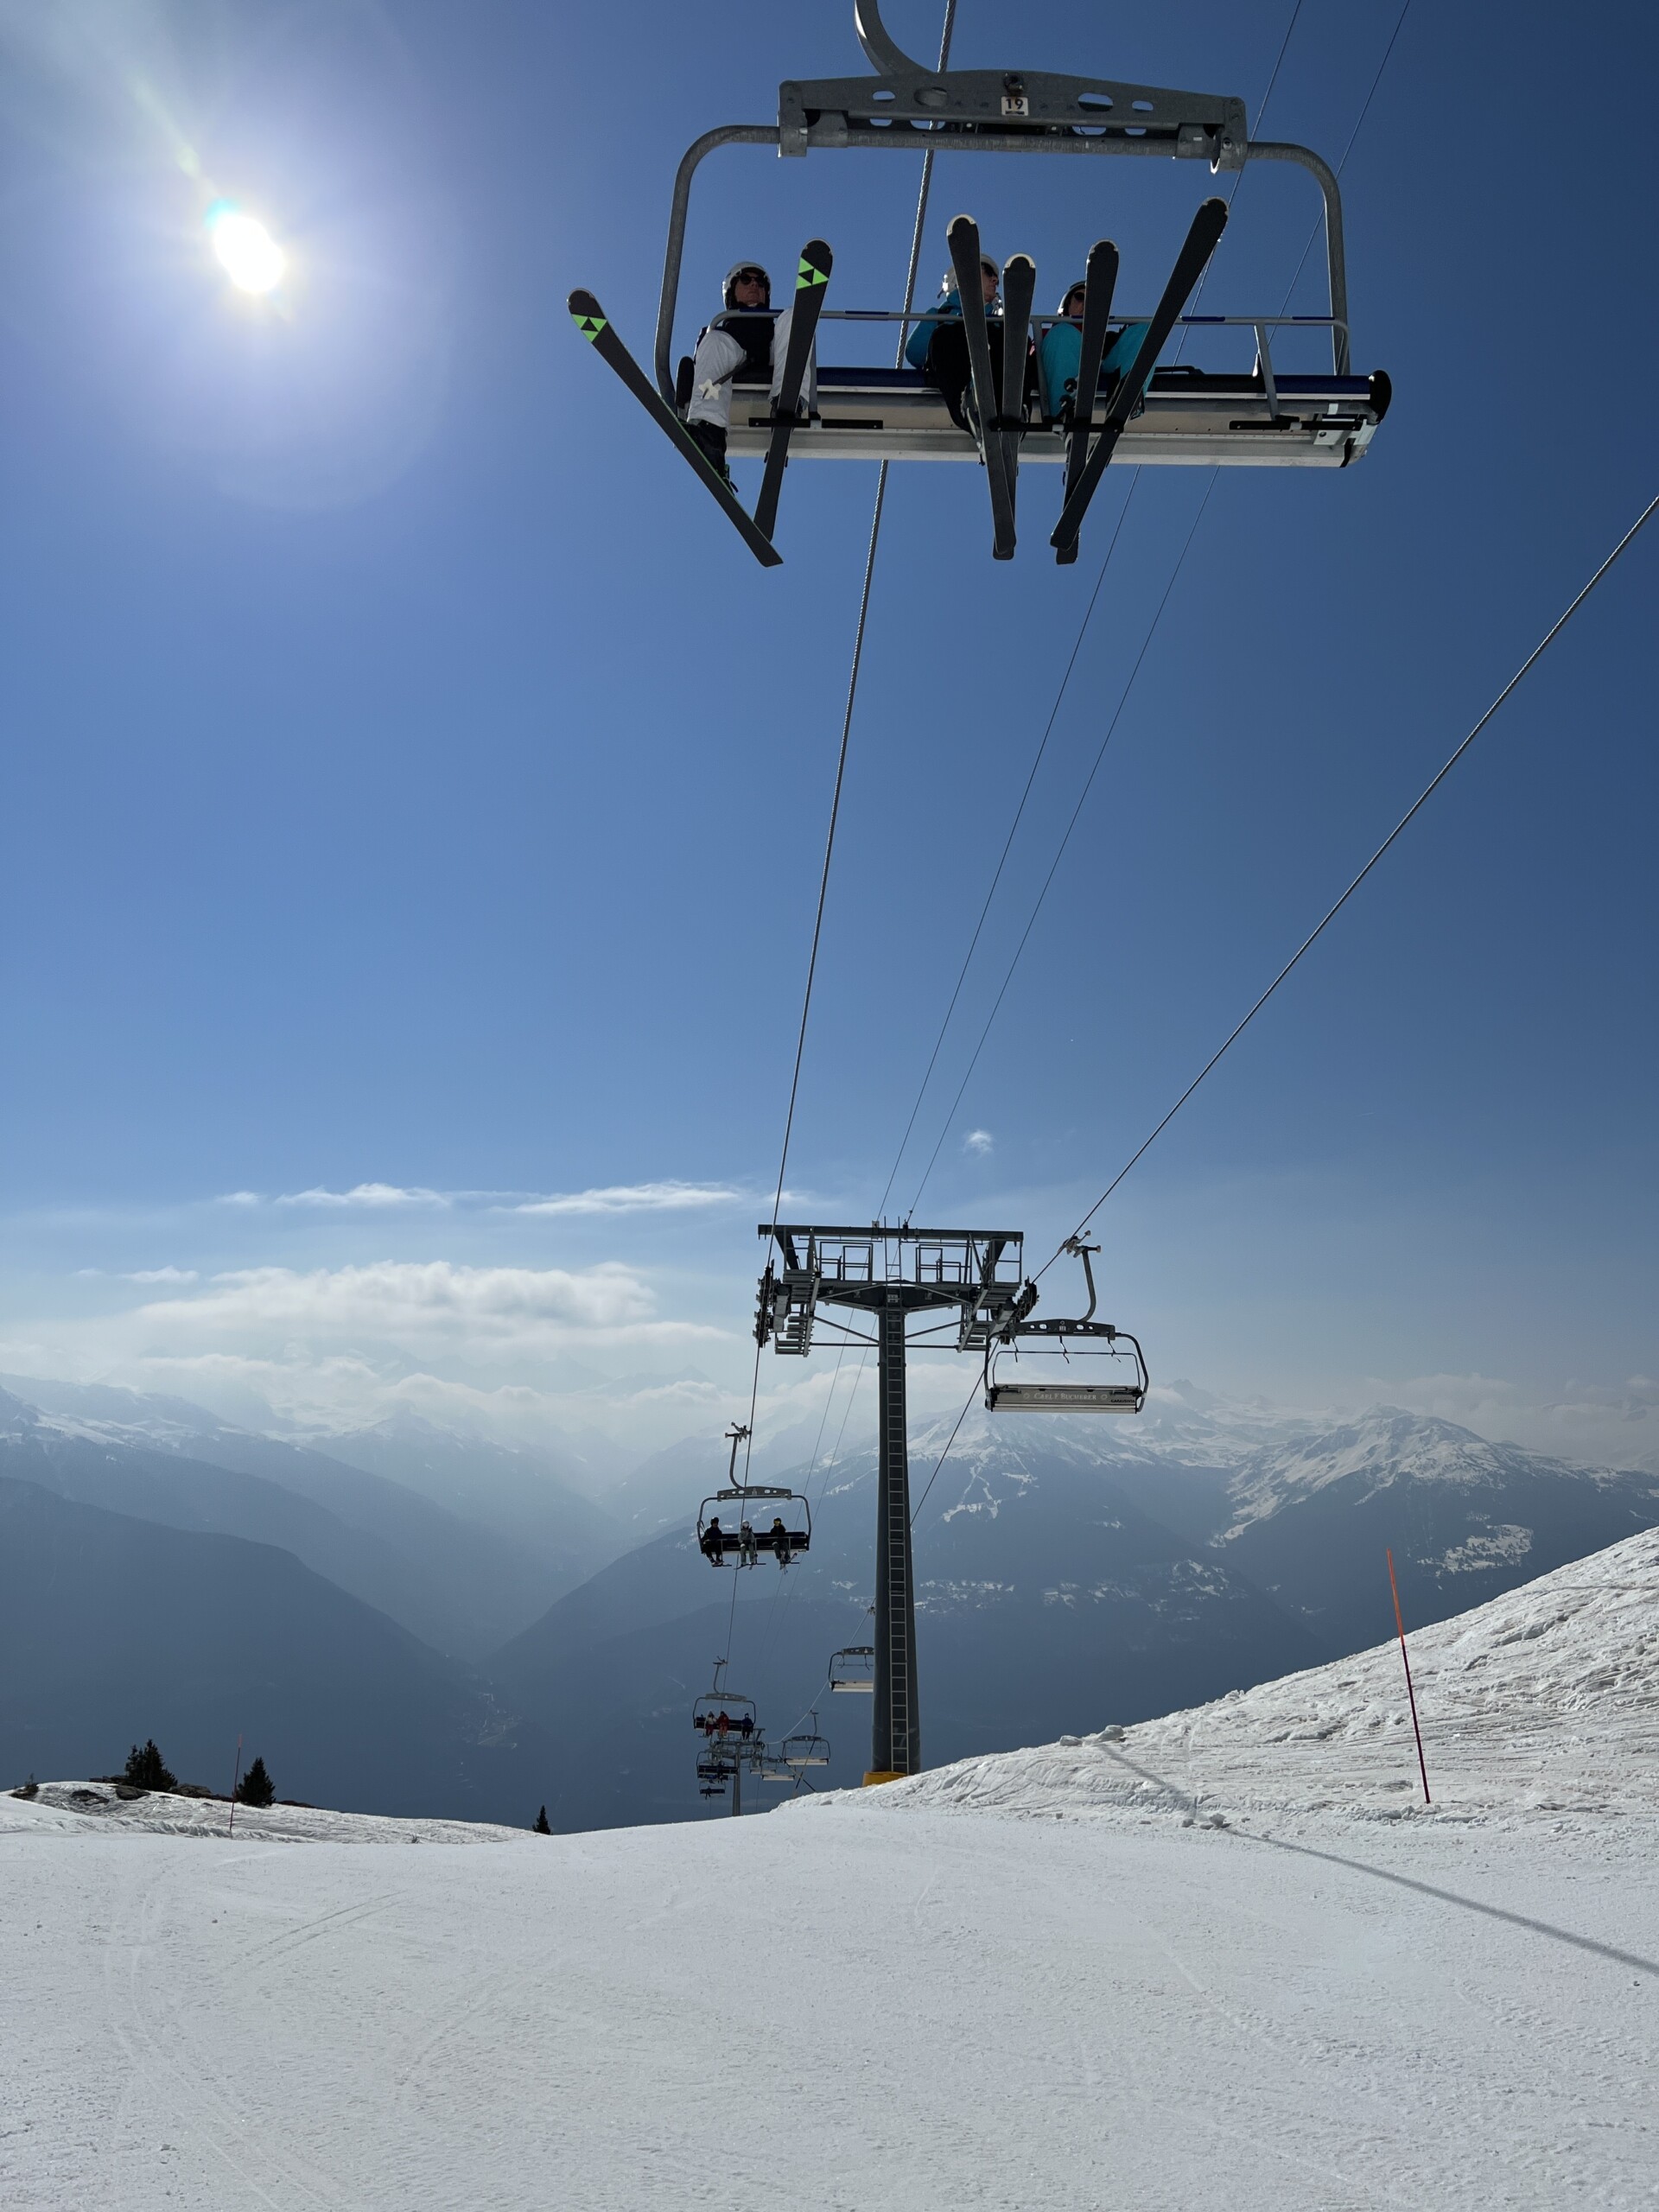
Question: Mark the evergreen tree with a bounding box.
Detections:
[124,1739,176,1790]
[235,1756,276,1808]
[533,1805,551,1834]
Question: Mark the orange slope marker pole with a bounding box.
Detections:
[1386,1549,1431,1805]
[226,1733,243,1837]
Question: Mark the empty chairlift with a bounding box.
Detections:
[984,1238,1149,1414]
[828,1645,876,1694]
[782,1714,831,1769]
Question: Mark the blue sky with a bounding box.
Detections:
[0,0,1654,1470]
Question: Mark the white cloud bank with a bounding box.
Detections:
[963,1130,994,1157]
[274,1184,450,1211]
[130,1259,703,1351]
[507,1181,744,1217]
[213,1179,745,1217]
[3,1256,744,1446]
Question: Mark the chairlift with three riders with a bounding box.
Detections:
[696,1421,813,1568]
[569,0,1389,565]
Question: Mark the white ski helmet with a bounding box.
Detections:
[723,260,772,308]
[941,254,1000,296]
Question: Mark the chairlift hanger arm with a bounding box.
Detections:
[803,2,1247,162]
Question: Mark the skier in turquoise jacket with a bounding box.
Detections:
[906,254,1001,429]
[1039,277,1153,419]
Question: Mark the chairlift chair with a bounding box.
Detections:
[692,1690,759,1738]
[696,1745,735,1796]
[692,1655,760,1741]
[781,1714,831,1767]
[828,1645,876,1693]
[569,0,1387,566]
[696,1423,812,1568]
[984,1238,1149,1414]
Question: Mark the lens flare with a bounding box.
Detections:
[207,204,285,295]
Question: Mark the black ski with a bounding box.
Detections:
[1051,197,1230,559]
[998,251,1036,547]
[753,239,833,541]
[1056,237,1118,569]
[568,288,784,569]
[946,214,1016,561]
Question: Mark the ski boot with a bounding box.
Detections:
[684,420,730,484]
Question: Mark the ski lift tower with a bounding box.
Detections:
[754,1223,1026,1783]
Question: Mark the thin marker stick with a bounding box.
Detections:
[1386,1550,1431,1805]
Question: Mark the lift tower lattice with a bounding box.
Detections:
[755,1224,1027,1783]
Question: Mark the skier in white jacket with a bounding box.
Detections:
[683,260,817,480]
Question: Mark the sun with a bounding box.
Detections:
[207,203,286,296]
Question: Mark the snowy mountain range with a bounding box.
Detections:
[3,1370,1656,1830]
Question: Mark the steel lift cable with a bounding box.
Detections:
[772,1360,875,1745]
[900,0,1410,1222]
[1281,0,1412,310]
[879,0,1306,1221]
[753,1345,875,1694]
[748,1340,853,1680]
[1167,0,1303,336]
[1031,487,1659,1283]
[906,0,1452,1520]
[874,474,1141,1221]
[909,1372,982,1529]
[753,0,1324,1670]
[721,6,959,1694]
[905,472,1219,1218]
[916,492,1659,1521]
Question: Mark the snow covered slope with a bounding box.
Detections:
[2,1783,527,1847]
[823,1526,1659,1827]
[4,1535,1657,2210]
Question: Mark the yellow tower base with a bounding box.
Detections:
[862,1770,905,1787]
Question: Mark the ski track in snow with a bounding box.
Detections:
[3,1534,1658,2208]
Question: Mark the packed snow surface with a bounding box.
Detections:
[4,1534,1656,2209]
[849,1525,1659,1827]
